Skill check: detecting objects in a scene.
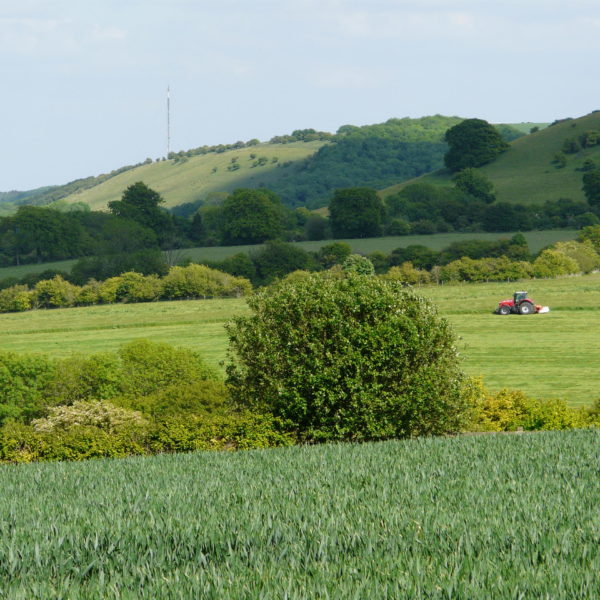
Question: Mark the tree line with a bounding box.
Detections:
[2,228,600,315]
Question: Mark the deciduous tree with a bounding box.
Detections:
[444,119,509,172]
[221,189,284,245]
[328,187,385,238]
[226,274,468,441]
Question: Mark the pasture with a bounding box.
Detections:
[0,430,598,598]
[0,274,599,405]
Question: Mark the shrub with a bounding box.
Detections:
[466,381,589,432]
[342,254,375,275]
[44,353,124,405]
[220,253,256,281]
[0,421,147,463]
[381,262,431,285]
[33,276,79,308]
[0,285,34,312]
[277,270,313,286]
[113,271,163,302]
[113,380,230,419]
[552,240,600,273]
[586,399,600,426]
[578,224,600,253]
[31,401,147,433]
[226,273,468,442]
[146,413,293,453]
[161,264,251,299]
[532,249,579,278]
[76,279,102,305]
[251,240,314,285]
[0,410,292,463]
[119,339,216,398]
[0,352,56,424]
[317,242,352,269]
[96,276,122,303]
[385,218,411,236]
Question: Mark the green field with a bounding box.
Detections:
[382,111,600,205]
[0,430,598,598]
[0,229,578,281]
[0,273,599,405]
[60,141,326,210]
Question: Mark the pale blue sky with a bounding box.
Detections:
[2,0,600,190]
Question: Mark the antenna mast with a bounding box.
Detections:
[166,85,171,158]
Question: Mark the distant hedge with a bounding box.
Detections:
[0,264,251,314]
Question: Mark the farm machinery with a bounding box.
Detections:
[494,291,550,315]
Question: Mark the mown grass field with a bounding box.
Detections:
[0,273,599,406]
[0,229,577,281]
[382,111,600,205]
[0,430,598,598]
[60,141,326,210]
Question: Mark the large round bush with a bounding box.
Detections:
[226,274,467,441]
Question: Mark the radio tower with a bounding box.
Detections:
[166,85,171,158]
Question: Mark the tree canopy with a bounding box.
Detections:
[328,187,385,238]
[108,182,175,245]
[221,189,284,245]
[226,273,468,442]
[582,169,600,207]
[444,119,509,172]
[452,168,496,204]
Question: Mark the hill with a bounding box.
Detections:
[56,141,327,211]
[382,111,600,204]
[0,116,532,213]
[58,116,470,210]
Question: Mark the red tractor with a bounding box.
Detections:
[495,291,549,315]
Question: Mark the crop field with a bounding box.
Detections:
[1,274,599,406]
[0,430,598,598]
[0,229,577,281]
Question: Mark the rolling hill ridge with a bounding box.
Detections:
[382,111,600,205]
[1,116,538,213]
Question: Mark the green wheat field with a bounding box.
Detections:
[0,431,598,598]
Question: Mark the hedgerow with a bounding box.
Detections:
[0,264,251,314]
[0,342,597,464]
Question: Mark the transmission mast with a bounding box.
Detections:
[166,85,171,158]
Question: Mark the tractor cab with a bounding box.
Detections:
[513,291,528,305]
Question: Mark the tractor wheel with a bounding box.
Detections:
[519,302,534,315]
[498,305,510,315]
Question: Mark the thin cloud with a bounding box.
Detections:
[91,25,127,42]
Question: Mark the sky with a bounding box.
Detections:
[2,0,600,191]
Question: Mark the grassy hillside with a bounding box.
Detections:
[0,229,577,281]
[25,116,530,212]
[60,141,326,211]
[1,272,598,405]
[506,121,548,134]
[2,430,598,598]
[382,111,600,204]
